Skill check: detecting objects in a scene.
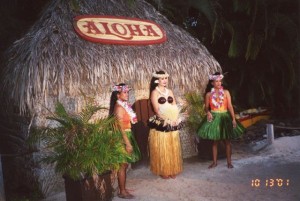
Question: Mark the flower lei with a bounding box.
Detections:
[112,85,130,92]
[211,87,225,108]
[117,100,137,124]
[152,72,169,78]
[209,74,224,81]
[156,87,169,97]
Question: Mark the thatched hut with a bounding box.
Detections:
[1,0,221,197]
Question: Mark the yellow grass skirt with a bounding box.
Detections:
[148,129,183,176]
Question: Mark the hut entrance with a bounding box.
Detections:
[131,99,154,168]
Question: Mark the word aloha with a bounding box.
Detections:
[74,16,166,45]
[82,21,160,40]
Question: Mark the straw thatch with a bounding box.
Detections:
[2,0,221,114]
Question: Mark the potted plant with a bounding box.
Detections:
[29,97,127,201]
[183,91,226,160]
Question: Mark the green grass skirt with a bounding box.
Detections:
[197,111,245,140]
[125,130,141,163]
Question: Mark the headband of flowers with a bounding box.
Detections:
[112,85,131,92]
[152,72,169,78]
[209,74,224,81]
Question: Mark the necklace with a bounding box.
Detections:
[156,87,168,97]
[116,100,137,124]
[210,87,224,108]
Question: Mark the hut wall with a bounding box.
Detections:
[0,104,64,198]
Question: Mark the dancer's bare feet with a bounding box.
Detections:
[160,175,170,179]
[208,163,217,169]
[169,175,176,179]
[227,163,234,168]
[125,189,134,193]
[118,192,134,199]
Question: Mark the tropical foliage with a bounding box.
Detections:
[29,99,127,180]
[183,91,206,133]
[148,0,300,117]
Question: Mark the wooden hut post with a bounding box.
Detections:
[266,124,274,144]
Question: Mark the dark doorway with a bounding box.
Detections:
[131,99,154,168]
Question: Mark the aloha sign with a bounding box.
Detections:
[73,15,167,45]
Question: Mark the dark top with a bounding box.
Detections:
[158,96,174,104]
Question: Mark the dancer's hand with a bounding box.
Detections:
[232,119,237,128]
[125,143,133,154]
[207,112,213,122]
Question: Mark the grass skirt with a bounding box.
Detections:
[197,111,245,140]
[148,129,183,176]
[120,130,141,163]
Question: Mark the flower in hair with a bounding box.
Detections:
[209,74,224,81]
[112,85,131,92]
[152,72,169,78]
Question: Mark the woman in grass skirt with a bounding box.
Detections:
[148,70,183,179]
[109,83,141,199]
[197,72,245,169]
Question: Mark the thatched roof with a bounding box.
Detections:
[2,0,221,113]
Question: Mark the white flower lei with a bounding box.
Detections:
[117,100,137,124]
[211,87,225,108]
[152,72,169,78]
[209,74,224,80]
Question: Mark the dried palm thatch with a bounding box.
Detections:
[2,0,221,114]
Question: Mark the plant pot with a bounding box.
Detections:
[63,171,113,201]
[197,139,227,160]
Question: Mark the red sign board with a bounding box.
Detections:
[73,15,167,45]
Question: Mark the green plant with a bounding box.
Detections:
[183,91,206,133]
[29,98,127,180]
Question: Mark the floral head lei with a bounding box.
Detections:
[112,85,131,92]
[152,72,169,83]
[209,74,224,81]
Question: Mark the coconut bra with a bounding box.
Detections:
[148,88,183,131]
[158,96,174,104]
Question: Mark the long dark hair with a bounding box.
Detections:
[109,83,126,116]
[149,70,167,98]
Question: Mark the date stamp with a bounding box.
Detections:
[251,178,290,188]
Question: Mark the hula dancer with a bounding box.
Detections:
[148,70,183,179]
[197,72,245,169]
[109,83,141,199]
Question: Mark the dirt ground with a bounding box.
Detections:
[43,135,300,201]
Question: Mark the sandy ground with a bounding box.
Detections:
[43,135,300,201]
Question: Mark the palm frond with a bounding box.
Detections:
[28,100,127,180]
[245,32,263,60]
[190,0,222,43]
[183,91,205,133]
